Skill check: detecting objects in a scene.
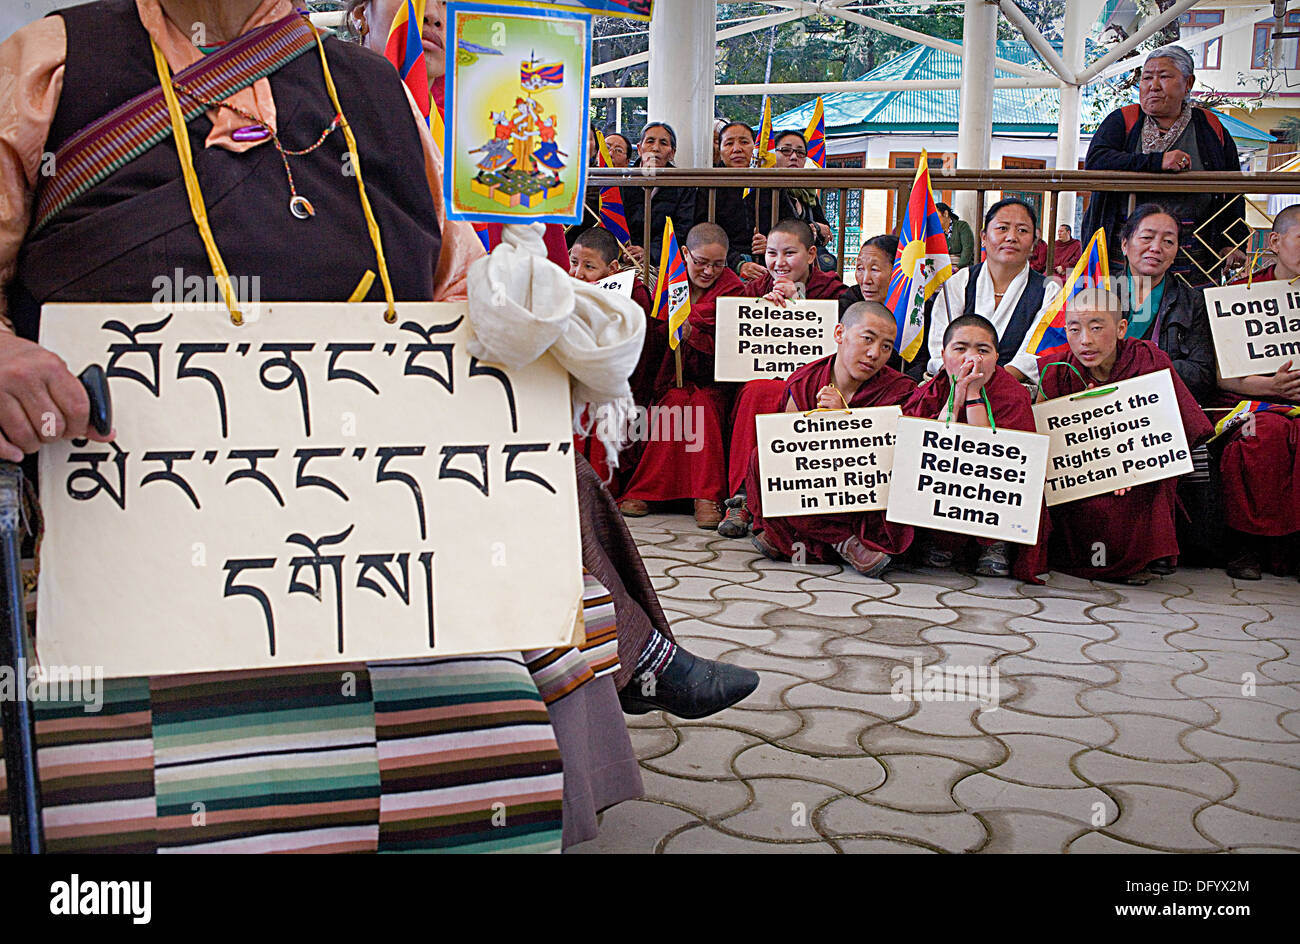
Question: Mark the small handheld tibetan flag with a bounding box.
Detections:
[804,97,826,168]
[883,150,953,362]
[1212,399,1300,440]
[595,130,631,243]
[1023,229,1109,359]
[385,0,430,123]
[652,217,691,349]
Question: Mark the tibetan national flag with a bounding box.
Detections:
[385,1,430,123]
[883,151,953,362]
[1022,229,1109,359]
[522,60,564,89]
[472,222,495,253]
[804,97,826,168]
[757,97,775,164]
[1212,399,1300,440]
[652,217,691,349]
[596,131,631,243]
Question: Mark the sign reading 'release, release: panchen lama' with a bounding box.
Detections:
[886,417,1050,545]
[36,302,583,679]
[755,406,900,517]
[1203,280,1300,378]
[713,297,839,382]
[1032,368,1193,506]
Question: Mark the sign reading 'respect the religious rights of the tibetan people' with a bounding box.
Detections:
[444,2,592,226]
[1032,368,1193,507]
[37,303,583,679]
[713,297,839,382]
[755,407,900,517]
[886,418,1050,544]
[1203,280,1300,378]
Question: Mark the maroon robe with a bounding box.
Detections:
[746,354,916,562]
[727,266,850,495]
[901,366,1051,583]
[1039,339,1213,578]
[619,270,746,504]
[1219,265,1300,540]
[626,280,663,410]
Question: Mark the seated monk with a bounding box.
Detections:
[902,315,1050,581]
[568,226,655,486]
[747,301,917,576]
[1218,204,1300,580]
[1038,290,1212,585]
[717,218,850,537]
[616,222,744,528]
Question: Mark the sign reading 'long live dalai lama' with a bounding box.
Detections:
[1203,280,1300,378]
[713,297,839,382]
[1032,369,1192,506]
[37,302,583,678]
[755,407,900,517]
[886,418,1049,544]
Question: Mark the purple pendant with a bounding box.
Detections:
[232,124,270,143]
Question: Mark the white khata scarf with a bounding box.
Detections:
[465,222,645,474]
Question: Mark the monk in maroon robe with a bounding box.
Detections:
[718,218,850,535]
[1038,293,1212,583]
[902,315,1050,582]
[746,302,916,576]
[1217,204,1300,579]
[618,222,743,528]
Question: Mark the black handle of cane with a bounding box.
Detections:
[0,365,112,854]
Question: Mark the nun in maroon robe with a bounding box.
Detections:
[619,267,745,507]
[745,352,916,562]
[1039,338,1213,579]
[901,366,1051,583]
[726,264,849,495]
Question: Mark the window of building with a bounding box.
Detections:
[1178,10,1224,70]
[1253,13,1300,70]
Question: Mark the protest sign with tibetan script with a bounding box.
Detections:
[1032,368,1192,506]
[1203,280,1300,378]
[713,297,838,382]
[37,302,582,678]
[755,407,900,517]
[886,418,1049,544]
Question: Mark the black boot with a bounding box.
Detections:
[619,647,759,719]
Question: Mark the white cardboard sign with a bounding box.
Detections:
[713,297,839,382]
[595,269,636,296]
[37,302,583,678]
[886,417,1049,545]
[1032,368,1193,506]
[755,407,900,517]
[1203,280,1300,378]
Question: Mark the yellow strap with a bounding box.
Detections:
[151,39,244,325]
[348,269,376,302]
[306,20,397,322]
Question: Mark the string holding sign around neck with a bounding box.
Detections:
[803,384,851,417]
[943,377,997,432]
[1032,361,1116,403]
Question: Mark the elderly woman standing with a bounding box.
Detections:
[1082,44,1245,284]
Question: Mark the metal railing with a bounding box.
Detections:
[588,166,1300,285]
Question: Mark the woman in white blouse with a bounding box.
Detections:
[925,197,1061,383]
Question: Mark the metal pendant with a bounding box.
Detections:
[289,195,315,219]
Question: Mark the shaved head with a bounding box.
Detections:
[686,221,729,253]
[841,300,896,334]
[1066,287,1126,322]
[1274,204,1300,237]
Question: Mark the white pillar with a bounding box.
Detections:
[647,0,715,168]
[955,0,997,224]
[1055,0,1091,234]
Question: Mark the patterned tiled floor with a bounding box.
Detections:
[570,513,1300,854]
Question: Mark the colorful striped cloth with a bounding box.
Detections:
[2,572,621,854]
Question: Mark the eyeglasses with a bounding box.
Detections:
[776,146,807,159]
[685,250,727,272]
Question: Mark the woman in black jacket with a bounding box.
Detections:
[696,120,767,280]
[623,121,696,267]
[1118,203,1216,404]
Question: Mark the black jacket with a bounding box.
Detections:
[1082,105,1242,260]
[1139,273,1217,405]
[624,162,696,265]
[697,185,754,270]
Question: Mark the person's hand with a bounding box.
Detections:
[624,243,646,266]
[1264,360,1300,401]
[816,384,844,410]
[1162,149,1191,172]
[955,355,989,396]
[816,222,832,243]
[677,321,693,344]
[738,260,766,281]
[764,278,800,306]
[0,331,114,462]
[751,232,767,255]
[1114,487,1131,497]
[1219,245,1247,269]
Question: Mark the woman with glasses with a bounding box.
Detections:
[747,130,832,269]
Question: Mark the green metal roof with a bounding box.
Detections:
[772,41,1103,135]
